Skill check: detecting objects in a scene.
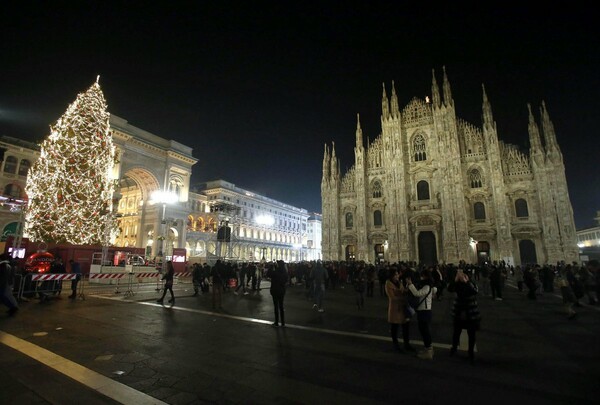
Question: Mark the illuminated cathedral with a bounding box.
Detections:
[321,67,579,266]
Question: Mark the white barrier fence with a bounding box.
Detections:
[14,268,194,301]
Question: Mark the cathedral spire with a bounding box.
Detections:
[390,80,400,117]
[442,65,454,107]
[541,101,559,152]
[356,113,363,149]
[482,84,494,127]
[381,83,389,119]
[322,143,330,181]
[431,69,441,107]
[527,103,544,153]
[330,142,338,182]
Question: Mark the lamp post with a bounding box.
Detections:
[256,214,274,262]
[151,190,178,271]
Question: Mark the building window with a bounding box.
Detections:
[417,180,430,200]
[374,210,383,227]
[413,134,427,161]
[372,180,383,198]
[470,169,483,188]
[474,202,486,220]
[345,212,353,229]
[18,159,31,176]
[515,198,529,218]
[3,183,22,198]
[3,156,17,174]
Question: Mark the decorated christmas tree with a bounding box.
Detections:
[24,78,117,245]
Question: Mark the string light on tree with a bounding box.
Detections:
[24,77,118,245]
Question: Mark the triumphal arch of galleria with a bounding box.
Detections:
[104,115,305,263]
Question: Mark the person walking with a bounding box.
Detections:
[192,263,202,296]
[490,264,503,301]
[385,267,414,353]
[157,261,175,304]
[247,262,257,292]
[211,260,224,309]
[448,269,481,364]
[0,253,18,316]
[378,265,387,297]
[557,268,577,320]
[479,264,491,297]
[68,259,81,299]
[267,260,288,327]
[407,269,437,360]
[311,260,328,312]
[366,265,376,297]
[234,263,249,295]
[354,265,367,310]
[515,265,525,292]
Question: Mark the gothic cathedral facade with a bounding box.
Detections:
[321,67,579,266]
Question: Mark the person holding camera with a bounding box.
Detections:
[448,269,481,364]
[407,269,437,360]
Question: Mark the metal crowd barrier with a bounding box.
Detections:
[14,271,194,301]
[15,273,78,301]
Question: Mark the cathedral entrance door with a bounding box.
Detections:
[418,231,437,265]
[519,240,538,265]
[345,245,356,261]
[477,241,490,264]
[374,244,384,263]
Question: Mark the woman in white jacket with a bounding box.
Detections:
[407,269,437,360]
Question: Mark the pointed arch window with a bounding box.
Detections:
[417,180,430,200]
[413,134,427,162]
[470,169,483,188]
[372,180,383,198]
[474,202,486,220]
[3,156,17,174]
[18,159,31,176]
[345,212,353,229]
[515,199,529,218]
[374,210,383,227]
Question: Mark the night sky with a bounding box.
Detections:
[2,2,599,229]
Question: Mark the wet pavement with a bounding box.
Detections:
[1,278,599,404]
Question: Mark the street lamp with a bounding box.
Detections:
[151,190,178,269]
[256,214,274,261]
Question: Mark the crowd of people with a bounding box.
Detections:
[182,257,599,364]
[4,252,598,364]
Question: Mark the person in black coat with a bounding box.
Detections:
[448,269,481,363]
[267,260,288,327]
[157,261,175,304]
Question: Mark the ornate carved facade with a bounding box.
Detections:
[321,67,579,265]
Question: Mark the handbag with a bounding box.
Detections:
[407,285,433,314]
